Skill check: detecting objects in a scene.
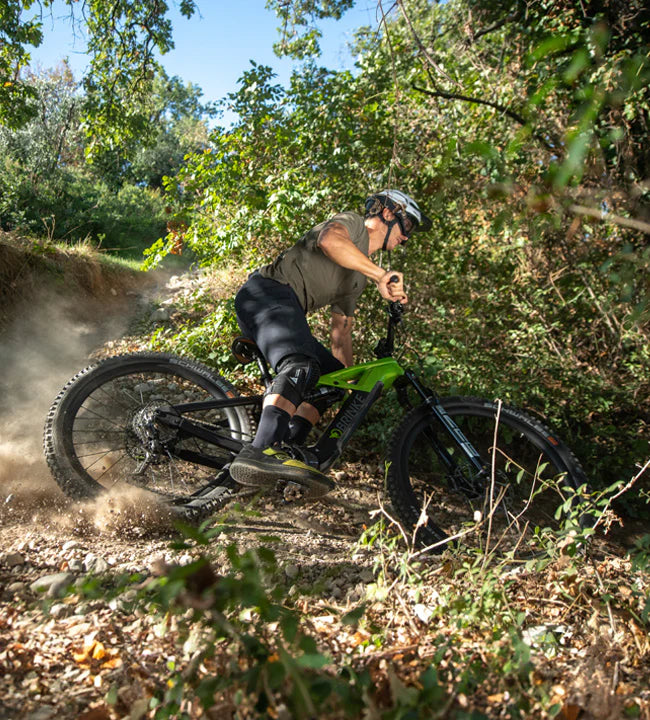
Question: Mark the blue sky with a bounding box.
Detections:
[26,0,379,123]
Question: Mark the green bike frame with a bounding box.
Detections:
[302,358,403,471]
[317,358,405,393]
[311,356,485,476]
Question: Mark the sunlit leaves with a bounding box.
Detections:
[0,1,43,127]
[161,58,396,269]
[267,0,355,58]
[0,0,199,153]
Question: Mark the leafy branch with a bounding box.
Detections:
[412,83,555,150]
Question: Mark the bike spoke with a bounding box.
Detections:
[66,368,241,498]
[84,448,128,477]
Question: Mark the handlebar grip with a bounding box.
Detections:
[388,274,399,284]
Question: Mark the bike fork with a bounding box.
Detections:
[404,371,485,475]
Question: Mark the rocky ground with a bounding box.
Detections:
[1,267,648,720]
[0,268,391,719]
[0,462,388,719]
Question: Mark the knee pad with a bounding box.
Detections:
[267,354,321,408]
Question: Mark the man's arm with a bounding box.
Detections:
[319,223,384,280]
[318,222,407,303]
[331,312,354,367]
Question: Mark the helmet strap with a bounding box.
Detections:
[381,218,399,252]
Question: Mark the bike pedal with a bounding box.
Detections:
[281,481,305,503]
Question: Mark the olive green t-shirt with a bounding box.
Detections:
[258,212,369,316]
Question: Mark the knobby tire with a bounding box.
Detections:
[386,397,589,552]
[43,353,254,510]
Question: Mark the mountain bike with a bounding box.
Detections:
[43,297,590,551]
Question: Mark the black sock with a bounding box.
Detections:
[287,416,313,445]
[251,405,291,449]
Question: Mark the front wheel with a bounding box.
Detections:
[44,352,254,503]
[386,397,589,552]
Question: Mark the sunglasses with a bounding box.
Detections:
[395,211,416,238]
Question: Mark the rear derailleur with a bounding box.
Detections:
[127,403,179,473]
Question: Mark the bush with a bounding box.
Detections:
[0,162,167,258]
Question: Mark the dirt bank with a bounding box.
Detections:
[0,235,169,536]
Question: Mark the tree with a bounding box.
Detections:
[0,63,208,252]
[0,0,198,149]
[0,61,83,232]
[0,1,45,127]
[157,58,397,268]
[1,61,83,172]
[90,73,216,188]
[266,0,355,58]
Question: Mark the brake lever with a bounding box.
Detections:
[374,277,405,358]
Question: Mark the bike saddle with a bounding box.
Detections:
[231,336,260,365]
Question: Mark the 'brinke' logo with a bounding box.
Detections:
[327,393,367,440]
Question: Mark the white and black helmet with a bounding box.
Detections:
[365,189,432,235]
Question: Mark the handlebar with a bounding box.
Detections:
[374,275,405,359]
[387,274,405,321]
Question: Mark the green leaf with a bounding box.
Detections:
[341,603,366,626]
[295,652,331,669]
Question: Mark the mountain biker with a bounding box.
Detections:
[228,190,432,496]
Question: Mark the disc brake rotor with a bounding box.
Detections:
[449,461,489,499]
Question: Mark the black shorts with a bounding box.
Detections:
[234,273,344,375]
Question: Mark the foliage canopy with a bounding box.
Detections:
[0,0,198,147]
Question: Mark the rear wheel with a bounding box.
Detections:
[386,397,589,552]
[44,353,254,503]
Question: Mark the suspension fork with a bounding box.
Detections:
[403,370,485,474]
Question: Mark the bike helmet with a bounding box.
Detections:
[365,189,432,237]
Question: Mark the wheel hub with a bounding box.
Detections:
[449,463,489,499]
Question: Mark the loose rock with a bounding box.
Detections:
[2,551,25,567]
[84,553,110,574]
[30,572,74,597]
[285,564,300,580]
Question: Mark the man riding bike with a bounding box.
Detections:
[228,190,432,495]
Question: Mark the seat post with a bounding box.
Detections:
[231,336,274,388]
[256,355,273,388]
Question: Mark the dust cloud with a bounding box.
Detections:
[0,288,129,525]
[46,485,179,538]
[0,271,191,536]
